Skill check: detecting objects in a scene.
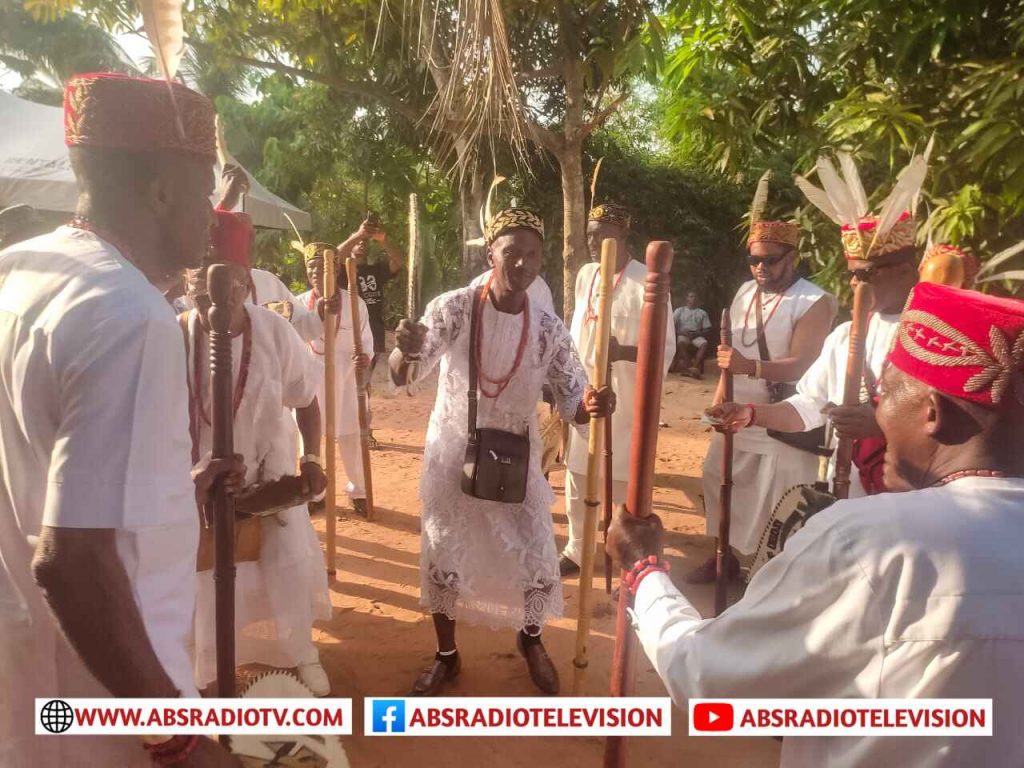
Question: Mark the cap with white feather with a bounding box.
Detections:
[794,148,930,262]
[466,176,544,246]
[747,170,799,248]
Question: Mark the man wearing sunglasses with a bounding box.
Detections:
[709,208,921,498]
[691,218,836,584]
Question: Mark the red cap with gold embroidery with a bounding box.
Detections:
[210,210,252,269]
[891,282,1024,407]
[64,72,216,160]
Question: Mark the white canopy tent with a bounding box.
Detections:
[0,90,311,230]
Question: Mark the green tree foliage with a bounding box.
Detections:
[660,0,1024,293]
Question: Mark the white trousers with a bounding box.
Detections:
[562,469,628,566]
[338,434,366,500]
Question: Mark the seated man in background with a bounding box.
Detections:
[671,291,712,378]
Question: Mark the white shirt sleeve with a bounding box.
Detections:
[785,324,844,431]
[266,309,318,410]
[44,304,192,529]
[662,299,675,376]
[632,511,880,709]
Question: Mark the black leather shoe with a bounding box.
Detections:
[517,634,559,695]
[352,498,368,518]
[411,653,461,697]
[559,555,580,578]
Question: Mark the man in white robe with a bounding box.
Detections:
[184,211,332,695]
[690,218,836,583]
[0,73,240,767]
[560,203,674,577]
[292,244,375,517]
[606,281,1024,768]
[712,166,923,498]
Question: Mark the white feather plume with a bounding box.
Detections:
[590,157,605,208]
[215,115,237,169]
[139,0,184,81]
[793,173,843,226]
[837,152,869,218]
[875,154,929,236]
[749,170,772,225]
[815,156,859,227]
[977,240,1024,277]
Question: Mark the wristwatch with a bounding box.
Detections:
[299,454,324,469]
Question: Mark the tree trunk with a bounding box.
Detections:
[558,144,587,320]
[461,168,487,278]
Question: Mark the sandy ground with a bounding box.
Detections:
[309,362,780,767]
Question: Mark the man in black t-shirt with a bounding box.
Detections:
[337,217,404,449]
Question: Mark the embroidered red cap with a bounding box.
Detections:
[890,282,1024,407]
[209,210,253,269]
[64,72,216,160]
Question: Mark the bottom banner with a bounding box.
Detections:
[364,697,672,737]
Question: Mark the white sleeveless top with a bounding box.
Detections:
[728,278,834,454]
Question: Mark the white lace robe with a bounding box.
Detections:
[413,287,588,630]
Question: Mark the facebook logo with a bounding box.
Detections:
[372,699,406,733]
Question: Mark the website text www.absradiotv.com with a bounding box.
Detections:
[36,696,991,739]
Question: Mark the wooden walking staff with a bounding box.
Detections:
[207,264,237,704]
[405,193,423,394]
[832,281,873,500]
[603,395,614,594]
[605,241,673,768]
[323,250,339,575]
[715,308,734,617]
[346,256,376,520]
[571,238,616,696]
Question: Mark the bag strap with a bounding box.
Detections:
[467,287,484,437]
[753,288,771,363]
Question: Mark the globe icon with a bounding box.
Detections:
[40,699,74,734]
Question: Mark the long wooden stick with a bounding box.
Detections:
[405,193,422,393]
[602,396,614,595]
[605,242,673,768]
[832,282,872,500]
[207,264,236,706]
[346,256,376,521]
[571,239,616,696]
[324,250,339,575]
[714,308,734,616]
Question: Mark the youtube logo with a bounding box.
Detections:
[692,702,734,732]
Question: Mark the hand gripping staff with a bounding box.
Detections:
[832,282,873,499]
[571,238,616,695]
[604,242,673,768]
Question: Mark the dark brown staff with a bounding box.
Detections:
[832,282,872,499]
[715,308,734,616]
[346,256,376,520]
[603,398,614,594]
[208,264,236,704]
[604,241,673,768]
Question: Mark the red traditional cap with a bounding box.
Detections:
[64,72,216,160]
[841,212,916,262]
[890,282,1024,407]
[210,210,253,269]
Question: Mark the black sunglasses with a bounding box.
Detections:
[747,253,787,268]
[841,262,903,283]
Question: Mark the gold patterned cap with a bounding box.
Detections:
[300,242,335,264]
[64,73,215,160]
[748,220,799,248]
[485,208,544,244]
[588,203,631,229]
[841,213,917,262]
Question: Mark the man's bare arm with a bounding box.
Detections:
[295,398,322,457]
[380,237,404,276]
[759,295,835,383]
[32,527,180,698]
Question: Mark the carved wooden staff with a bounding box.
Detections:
[605,241,673,768]
[603,396,614,595]
[571,238,616,696]
[832,282,872,500]
[715,308,734,616]
[208,264,236,703]
[323,250,339,575]
[405,193,422,394]
[346,256,376,520]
